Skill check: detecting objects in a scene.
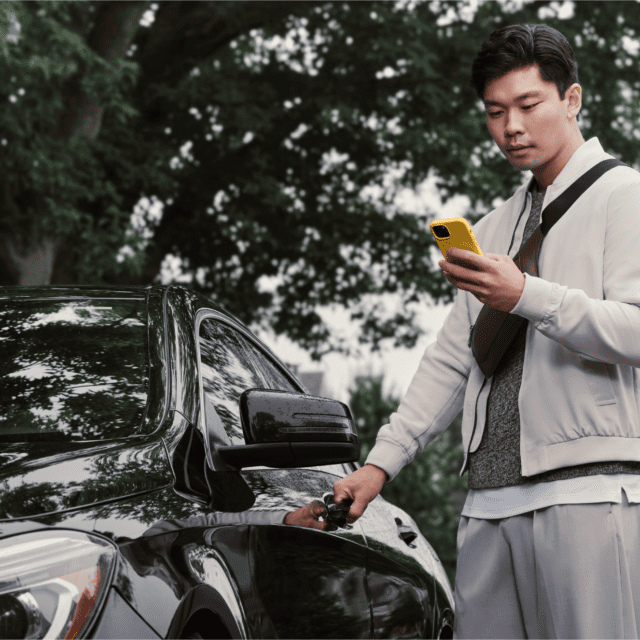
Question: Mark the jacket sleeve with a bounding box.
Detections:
[364,279,474,482]
[510,175,640,367]
[141,510,290,536]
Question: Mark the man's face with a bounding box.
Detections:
[483,64,579,175]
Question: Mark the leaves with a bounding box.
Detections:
[2,0,640,353]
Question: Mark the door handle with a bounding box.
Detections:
[395,517,418,548]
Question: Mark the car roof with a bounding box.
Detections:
[0,284,152,300]
[0,284,307,399]
[0,284,237,323]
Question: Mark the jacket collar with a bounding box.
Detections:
[507,137,609,226]
[547,137,610,188]
[518,137,608,197]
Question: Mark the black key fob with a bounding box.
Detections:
[322,493,354,530]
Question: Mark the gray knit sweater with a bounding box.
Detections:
[468,183,640,489]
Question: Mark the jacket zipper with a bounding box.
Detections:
[463,189,528,474]
[463,376,486,475]
[469,191,527,354]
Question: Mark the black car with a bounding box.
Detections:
[0,285,454,639]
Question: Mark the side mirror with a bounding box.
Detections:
[216,389,360,470]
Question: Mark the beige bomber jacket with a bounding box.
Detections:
[365,138,640,482]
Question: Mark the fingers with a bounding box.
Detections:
[308,501,328,530]
[333,483,353,506]
[284,501,328,530]
[346,498,367,523]
[440,260,476,280]
[310,500,326,517]
[333,464,387,523]
[333,480,359,523]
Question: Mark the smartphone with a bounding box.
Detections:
[430,217,483,267]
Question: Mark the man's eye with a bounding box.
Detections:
[487,111,502,118]
[522,103,540,110]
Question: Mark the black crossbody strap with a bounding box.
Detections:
[540,158,627,236]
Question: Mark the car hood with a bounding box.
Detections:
[0,437,173,522]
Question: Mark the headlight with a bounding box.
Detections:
[0,530,117,639]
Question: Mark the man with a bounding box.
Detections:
[333,23,640,639]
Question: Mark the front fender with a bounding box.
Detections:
[166,583,244,640]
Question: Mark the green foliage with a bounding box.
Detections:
[349,375,467,586]
[129,1,468,356]
[2,1,640,356]
[0,1,142,282]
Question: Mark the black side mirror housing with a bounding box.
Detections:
[216,389,360,470]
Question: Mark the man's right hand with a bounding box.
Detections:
[332,464,388,523]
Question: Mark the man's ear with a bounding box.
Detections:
[565,82,582,119]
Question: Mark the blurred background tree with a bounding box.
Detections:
[350,375,466,585]
[1,0,639,357]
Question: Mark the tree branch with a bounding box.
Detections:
[135,0,320,122]
[53,1,148,141]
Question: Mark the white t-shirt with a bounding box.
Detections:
[462,473,640,519]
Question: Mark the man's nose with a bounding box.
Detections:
[504,110,524,137]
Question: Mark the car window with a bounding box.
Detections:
[246,345,299,392]
[199,319,284,446]
[0,298,148,441]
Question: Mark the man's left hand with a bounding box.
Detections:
[439,248,525,313]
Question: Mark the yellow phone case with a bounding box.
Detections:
[430,216,484,262]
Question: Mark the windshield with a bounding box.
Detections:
[0,298,149,441]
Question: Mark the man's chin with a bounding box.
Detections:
[503,153,539,172]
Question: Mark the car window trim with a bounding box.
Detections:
[0,296,146,303]
[145,287,171,434]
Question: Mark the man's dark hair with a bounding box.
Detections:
[471,23,580,118]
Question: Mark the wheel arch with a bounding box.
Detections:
[167,584,243,640]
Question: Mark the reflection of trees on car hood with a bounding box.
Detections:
[242,468,335,510]
[0,299,148,441]
[0,437,173,523]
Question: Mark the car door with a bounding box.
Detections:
[197,314,372,639]
[356,493,441,639]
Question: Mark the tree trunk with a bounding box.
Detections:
[5,236,60,286]
[1,1,147,286]
[53,1,147,142]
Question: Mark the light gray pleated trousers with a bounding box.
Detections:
[453,489,640,639]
